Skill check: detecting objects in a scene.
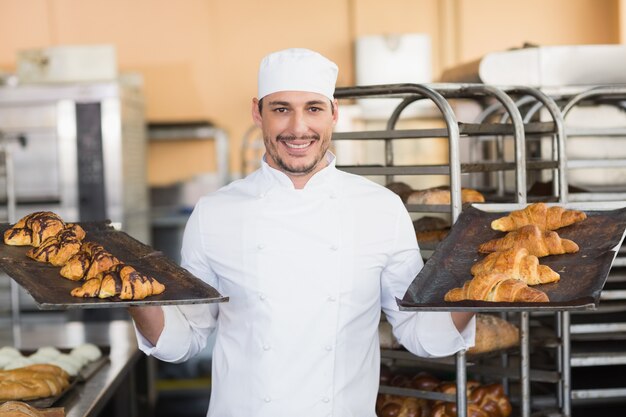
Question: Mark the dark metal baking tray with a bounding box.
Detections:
[399,203,626,312]
[0,222,228,309]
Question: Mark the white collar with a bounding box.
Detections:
[259,152,340,194]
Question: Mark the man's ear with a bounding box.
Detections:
[251,98,262,128]
[332,99,339,126]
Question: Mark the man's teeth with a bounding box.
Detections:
[285,142,310,149]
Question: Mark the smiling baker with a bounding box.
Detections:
[129,48,475,417]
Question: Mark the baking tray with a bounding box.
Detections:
[399,202,626,312]
[0,222,228,309]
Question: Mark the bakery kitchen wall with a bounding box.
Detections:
[0,0,623,182]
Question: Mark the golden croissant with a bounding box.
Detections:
[3,211,65,247]
[444,273,549,303]
[491,202,586,232]
[26,224,86,266]
[71,263,165,300]
[60,241,120,281]
[471,247,560,285]
[478,225,579,257]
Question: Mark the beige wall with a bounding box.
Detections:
[0,0,622,184]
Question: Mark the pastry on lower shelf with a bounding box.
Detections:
[431,381,512,417]
[376,394,427,417]
[376,372,437,417]
[0,401,55,417]
[70,343,102,362]
[413,216,450,244]
[468,314,520,355]
[386,181,413,203]
[48,354,82,377]
[3,356,34,371]
[406,186,485,205]
[416,229,449,244]
[0,364,70,401]
[0,346,23,369]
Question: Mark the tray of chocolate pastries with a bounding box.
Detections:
[0,212,228,309]
[398,202,626,312]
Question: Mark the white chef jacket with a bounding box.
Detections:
[135,153,475,417]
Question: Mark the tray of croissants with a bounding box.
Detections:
[398,201,626,311]
[0,343,106,414]
[0,211,228,309]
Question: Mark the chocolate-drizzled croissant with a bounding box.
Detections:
[26,224,86,266]
[3,211,65,247]
[60,241,120,281]
[71,264,165,300]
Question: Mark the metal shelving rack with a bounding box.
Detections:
[554,87,626,408]
[0,129,24,346]
[333,83,574,417]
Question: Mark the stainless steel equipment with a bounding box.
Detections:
[0,77,149,242]
[0,77,148,315]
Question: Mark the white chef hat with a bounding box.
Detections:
[257,48,338,100]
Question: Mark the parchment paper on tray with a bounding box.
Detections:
[399,205,626,312]
[0,222,228,309]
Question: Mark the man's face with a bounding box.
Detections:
[252,91,338,184]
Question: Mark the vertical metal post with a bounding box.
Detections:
[384,138,393,185]
[520,311,530,417]
[456,349,467,417]
[560,311,572,416]
[556,312,564,409]
[3,133,21,346]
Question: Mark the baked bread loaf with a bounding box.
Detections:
[3,212,65,247]
[386,182,413,203]
[376,372,438,417]
[26,224,86,266]
[60,241,120,281]
[378,369,512,417]
[430,381,512,417]
[413,216,450,244]
[376,395,427,417]
[491,202,586,232]
[470,247,560,285]
[416,229,450,244]
[468,314,520,355]
[413,216,450,232]
[0,401,51,417]
[71,263,165,300]
[379,320,401,350]
[0,364,70,401]
[444,273,549,303]
[406,186,485,205]
[478,225,579,257]
[469,383,513,417]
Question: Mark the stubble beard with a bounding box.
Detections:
[264,133,329,176]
